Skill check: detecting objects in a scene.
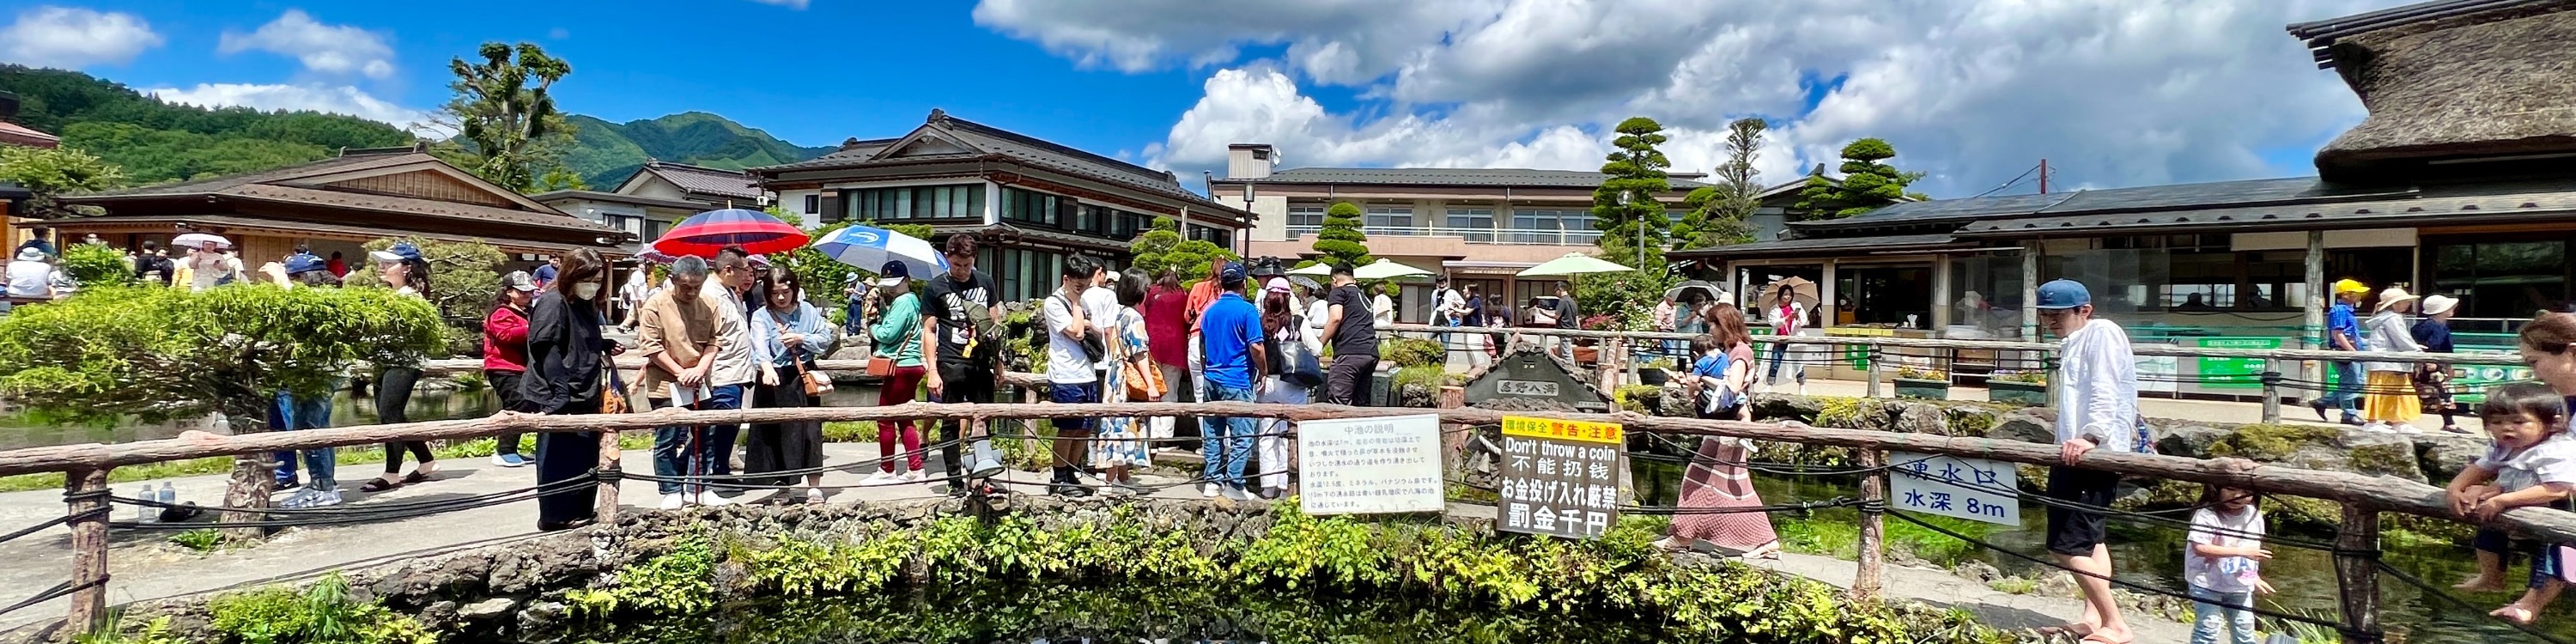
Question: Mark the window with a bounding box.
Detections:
[1445,208,1495,242]
[1188,224,1233,248]
[2429,238,2567,319]
[598,213,644,238]
[1001,187,1072,228]
[1287,205,1327,234]
[803,194,819,215]
[1366,205,1414,235]
[1510,209,1595,244]
[849,185,982,222]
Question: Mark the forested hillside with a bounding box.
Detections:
[563,112,828,188]
[0,65,418,185]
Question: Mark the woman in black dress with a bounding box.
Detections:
[521,249,624,531]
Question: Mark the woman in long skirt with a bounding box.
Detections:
[2362,288,2425,433]
[1662,304,1780,558]
[744,267,838,503]
[523,250,622,531]
[1091,269,1155,493]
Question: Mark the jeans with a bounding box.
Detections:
[651,384,743,495]
[271,390,335,490]
[2188,586,2257,644]
[2327,361,2362,421]
[1766,342,1804,385]
[1200,382,1257,488]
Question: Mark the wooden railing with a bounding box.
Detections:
[3,398,2568,643]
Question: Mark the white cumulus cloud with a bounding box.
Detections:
[149,83,442,137]
[983,0,2400,197]
[0,6,163,69]
[218,9,397,79]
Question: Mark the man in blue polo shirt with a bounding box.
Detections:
[1195,261,1267,501]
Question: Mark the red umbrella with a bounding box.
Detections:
[651,208,809,257]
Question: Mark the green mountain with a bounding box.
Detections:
[562,112,831,189]
[0,65,416,185]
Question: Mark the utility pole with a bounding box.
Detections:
[2038,158,2050,195]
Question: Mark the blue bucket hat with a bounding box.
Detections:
[368,241,422,264]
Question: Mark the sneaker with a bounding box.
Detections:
[2396,423,2423,434]
[273,488,317,508]
[491,453,528,468]
[860,471,898,486]
[2360,422,2393,434]
[1200,483,1221,498]
[1221,485,1251,501]
[897,471,927,483]
[659,493,689,510]
[805,488,826,504]
[302,489,343,507]
[1116,480,1149,495]
[1257,487,1284,501]
[696,491,732,507]
[2310,399,2331,422]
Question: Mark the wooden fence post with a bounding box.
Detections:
[1864,347,1883,398]
[2335,505,2383,644]
[594,429,622,523]
[1853,450,1886,600]
[2261,359,2282,425]
[65,468,109,630]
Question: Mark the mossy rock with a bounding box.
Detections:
[2207,424,2342,461]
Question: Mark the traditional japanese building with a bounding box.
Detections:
[25,146,629,265]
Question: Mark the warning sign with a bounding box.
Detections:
[1497,416,1624,539]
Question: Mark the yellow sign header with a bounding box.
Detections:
[1501,416,1623,444]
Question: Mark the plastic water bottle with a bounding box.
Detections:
[122,488,149,523]
[158,482,177,511]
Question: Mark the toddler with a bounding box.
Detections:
[2184,483,2272,644]
[2444,381,2576,624]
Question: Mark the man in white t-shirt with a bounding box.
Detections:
[1042,255,1104,498]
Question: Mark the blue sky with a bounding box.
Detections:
[5,0,2406,197]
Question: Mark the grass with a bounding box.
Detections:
[0,433,656,493]
[167,528,223,553]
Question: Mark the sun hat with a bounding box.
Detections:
[2032,279,2092,311]
[502,270,540,292]
[1264,276,1291,294]
[15,247,45,262]
[2421,294,2459,317]
[2333,278,2371,295]
[2375,286,2419,312]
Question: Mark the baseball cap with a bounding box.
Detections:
[2032,279,2092,311]
[368,241,422,264]
[2332,278,2371,295]
[284,253,326,276]
[1220,261,1247,286]
[502,270,540,292]
[877,260,911,288]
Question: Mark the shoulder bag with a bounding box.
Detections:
[598,354,631,414]
[769,309,835,396]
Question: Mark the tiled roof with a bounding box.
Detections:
[0,120,58,148]
[63,214,622,254]
[65,150,621,239]
[1666,233,1972,259]
[94,151,423,197]
[1242,167,1712,190]
[1956,180,2576,238]
[641,161,762,200]
[530,189,708,211]
[752,112,1248,216]
[1789,176,2409,234]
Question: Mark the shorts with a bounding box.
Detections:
[1050,381,1098,434]
[2044,466,2120,556]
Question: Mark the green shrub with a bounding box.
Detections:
[1382,337,1445,368]
[61,243,131,287]
[207,573,435,644]
[168,529,222,553]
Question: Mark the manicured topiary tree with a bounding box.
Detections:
[1312,202,1373,270]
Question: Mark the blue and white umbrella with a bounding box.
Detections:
[811,225,948,278]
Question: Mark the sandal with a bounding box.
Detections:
[359,478,401,493]
[401,471,432,484]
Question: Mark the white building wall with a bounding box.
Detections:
[775,188,823,229]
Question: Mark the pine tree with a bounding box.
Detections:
[1678,118,1765,248]
[1312,202,1374,269]
[1591,117,1674,266]
[440,42,574,192]
[1795,137,1925,220]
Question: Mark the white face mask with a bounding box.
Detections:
[574,283,602,300]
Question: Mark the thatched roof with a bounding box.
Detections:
[2297,1,2576,182]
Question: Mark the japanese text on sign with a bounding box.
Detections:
[1497,428,1624,539]
[1888,452,2020,526]
[1297,414,1445,515]
[1496,380,1561,397]
[1501,416,1622,444]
